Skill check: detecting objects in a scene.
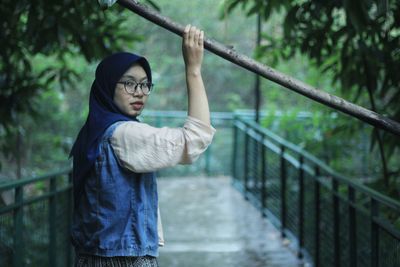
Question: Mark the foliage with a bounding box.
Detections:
[1,1,144,126]
[262,109,383,179]
[0,0,258,178]
[222,0,400,189]
[0,0,158,178]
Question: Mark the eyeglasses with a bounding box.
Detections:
[116,80,154,96]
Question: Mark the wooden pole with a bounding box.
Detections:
[117,0,400,137]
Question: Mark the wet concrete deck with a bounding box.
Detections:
[157,176,307,267]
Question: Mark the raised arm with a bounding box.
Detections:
[182,25,211,126]
[110,25,216,173]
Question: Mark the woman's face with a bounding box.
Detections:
[113,64,149,117]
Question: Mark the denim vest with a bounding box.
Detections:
[71,122,159,257]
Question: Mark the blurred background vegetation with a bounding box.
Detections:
[0,0,399,198]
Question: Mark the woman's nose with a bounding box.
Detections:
[133,89,144,97]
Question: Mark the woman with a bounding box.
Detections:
[70,25,215,266]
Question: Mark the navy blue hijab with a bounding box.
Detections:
[70,52,152,205]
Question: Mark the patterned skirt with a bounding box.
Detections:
[74,254,159,267]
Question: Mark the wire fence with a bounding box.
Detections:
[0,169,73,267]
[232,114,400,267]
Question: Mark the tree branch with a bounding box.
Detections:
[118,0,400,137]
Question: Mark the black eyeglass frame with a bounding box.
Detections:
[116,80,154,96]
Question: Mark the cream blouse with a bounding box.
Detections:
[109,116,216,246]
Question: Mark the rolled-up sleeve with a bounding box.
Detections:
[110,116,216,173]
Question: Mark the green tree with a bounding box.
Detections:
[222,0,400,189]
[0,0,158,177]
[0,0,159,126]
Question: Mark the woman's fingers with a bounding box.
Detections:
[183,24,190,44]
[198,30,204,47]
[183,24,203,48]
[182,24,204,70]
[189,25,196,46]
[194,28,201,46]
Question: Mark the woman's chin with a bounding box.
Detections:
[130,109,143,117]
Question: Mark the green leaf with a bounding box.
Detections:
[246,3,261,17]
[343,0,369,31]
[283,5,298,38]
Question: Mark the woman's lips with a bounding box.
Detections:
[131,101,144,110]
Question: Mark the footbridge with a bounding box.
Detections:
[1,111,399,267]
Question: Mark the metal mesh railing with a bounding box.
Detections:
[232,114,400,267]
[0,170,73,267]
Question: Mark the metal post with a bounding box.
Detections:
[205,116,213,176]
[49,177,57,266]
[333,179,340,266]
[155,115,162,127]
[349,186,357,267]
[254,135,260,199]
[244,128,249,198]
[13,185,24,267]
[232,122,238,181]
[16,125,22,180]
[298,156,304,258]
[261,136,266,217]
[205,144,211,176]
[314,167,321,267]
[371,198,379,267]
[67,172,73,267]
[280,145,287,237]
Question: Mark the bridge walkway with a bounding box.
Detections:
[158,176,307,267]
